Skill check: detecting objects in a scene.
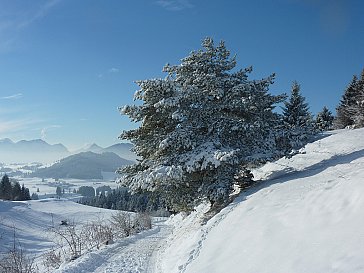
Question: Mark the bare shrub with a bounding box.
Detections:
[46,212,152,268]
[135,213,152,232]
[110,211,135,237]
[42,248,62,272]
[50,222,84,261]
[47,217,115,267]
[110,211,152,238]
[0,230,37,273]
[0,249,37,273]
[83,220,114,250]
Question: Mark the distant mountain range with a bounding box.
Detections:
[31,151,134,180]
[75,143,138,162]
[0,138,137,164]
[0,138,69,164]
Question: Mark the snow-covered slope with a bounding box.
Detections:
[159,128,364,273]
[0,198,169,273]
[0,199,115,255]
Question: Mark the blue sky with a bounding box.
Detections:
[0,0,363,150]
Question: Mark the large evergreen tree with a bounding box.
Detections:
[282,81,314,149]
[118,38,288,212]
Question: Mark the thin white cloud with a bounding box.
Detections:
[0,93,23,100]
[0,0,62,51]
[17,0,61,29]
[0,118,41,134]
[97,68,120,78]
[40,125,61,140]
[156,0,193,11]
[109,68,119,73]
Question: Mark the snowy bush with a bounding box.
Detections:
[42,248,62,272]
[50,222,85,261]
[110,211,152,238]
[47,212,152,269]
[0,249,37,273]
[83,220,114,250]
[110,211,134,237]
[135,212,152,231]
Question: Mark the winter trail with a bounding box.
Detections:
[55,219,171,273]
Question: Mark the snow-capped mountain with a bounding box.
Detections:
[74,143,104,154]
[102,143,138,161]
[0,138,70,164]
[73,142,137,161]
[0,139,137,164]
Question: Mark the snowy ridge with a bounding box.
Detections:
[159,128,364,273]
[253,130,364,181]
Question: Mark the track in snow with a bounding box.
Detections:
[55,219,171,273]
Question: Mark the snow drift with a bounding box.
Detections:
[159,128,364,273]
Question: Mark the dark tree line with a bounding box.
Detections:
[0,174,31,201]
[79,187,169,215]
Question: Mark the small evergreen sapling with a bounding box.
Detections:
[335,75,360,128]
[282,81,315,150]
[315,106,334,131]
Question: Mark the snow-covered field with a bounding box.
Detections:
[1,128,364,272]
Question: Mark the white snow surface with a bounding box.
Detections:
[0,199,170,272]
[54,220,171,273]
[1,128,364,273]
[159,128,364,273]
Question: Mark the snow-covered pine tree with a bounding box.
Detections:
[11,181,22,201]
[315,106,334,131]
[335,75,360,128]
[118,38,287,212]
[352,69,364,127]
[0,174,12,200]
[282,81,315,150]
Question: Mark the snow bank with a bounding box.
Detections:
[160,128,364,273]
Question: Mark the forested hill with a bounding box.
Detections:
[32,152,133,179]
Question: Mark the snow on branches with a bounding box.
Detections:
[118,38,288,211]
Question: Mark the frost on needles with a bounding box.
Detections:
[118,38,290,212]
